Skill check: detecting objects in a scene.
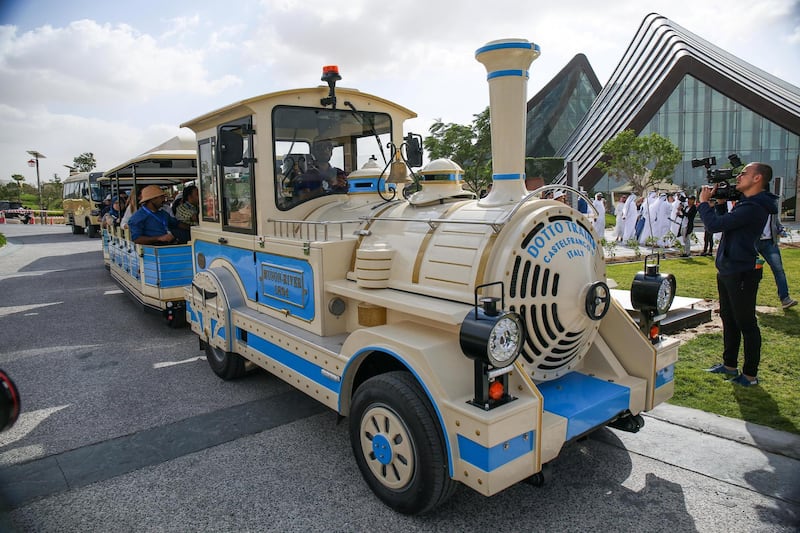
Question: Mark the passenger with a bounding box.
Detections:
[173,185,199,243]
[100,195,113,217]
[294,139,347,199]
[175,185,199,226]
[128,185,180,245]
[121,192,138,230]
[101,195,124,229]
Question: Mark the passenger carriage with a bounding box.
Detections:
[101,134,197,326]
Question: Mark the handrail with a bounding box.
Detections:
[266,218,364,241]
[266,186,596,240]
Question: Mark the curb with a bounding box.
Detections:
[645,403,800,461]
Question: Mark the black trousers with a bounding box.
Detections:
[703,231,714,253]
[717,269,763,376]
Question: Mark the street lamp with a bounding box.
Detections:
[27,150,46,224]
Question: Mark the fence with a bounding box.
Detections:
[0,210,65,225]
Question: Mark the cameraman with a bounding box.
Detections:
[699,162,778,386]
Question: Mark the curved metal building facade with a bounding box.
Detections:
[544,12,800,217]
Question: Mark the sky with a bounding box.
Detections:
[0,0,798,186]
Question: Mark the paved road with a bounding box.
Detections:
[0,223,798,532]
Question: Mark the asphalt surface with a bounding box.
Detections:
[0,222,798,532]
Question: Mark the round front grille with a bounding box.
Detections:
[505,213,605,381]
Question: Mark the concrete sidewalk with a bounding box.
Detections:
[646,403,800,461]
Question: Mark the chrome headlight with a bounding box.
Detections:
[487,313,524,367]
[460,298,524,369]
[631,254,676,317]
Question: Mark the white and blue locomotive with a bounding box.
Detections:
[181,39,679,514]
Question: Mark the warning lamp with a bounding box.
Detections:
[460,281,523,410]
[321,65,340,80]
[631,253,676,343]
[488,380,505,401]
[320,65,341,108]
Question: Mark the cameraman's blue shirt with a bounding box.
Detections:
[698,191,778,275]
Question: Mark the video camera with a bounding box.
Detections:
[691,154,743,201]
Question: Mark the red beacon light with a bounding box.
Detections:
[322,65,340,79]
[320,65,341,108]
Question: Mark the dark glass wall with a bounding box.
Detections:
[595,75,799,216]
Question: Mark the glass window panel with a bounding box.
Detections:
[272,106,392,210]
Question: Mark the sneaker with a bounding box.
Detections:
[782,297,798,309]
[705,363,738,376]
[729,374,758,386]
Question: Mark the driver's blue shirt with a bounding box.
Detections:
[128,206,179,242]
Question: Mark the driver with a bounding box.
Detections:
[294,139,347,198]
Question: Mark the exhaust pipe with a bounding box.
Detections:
[475,39,540,206]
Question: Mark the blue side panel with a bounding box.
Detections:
[143,248,158,286]
[656,363,675,388]
[194,240,257,302]
[457,431,534,472]
[141,245,193,288]
[157,246,193,288]
[209,319,225,341]
[130,250,140,280]
[193,241,315,321]
[537,373,630,440]
[256,252,315,321]
[244,329,340,393]
[186,299,198,324]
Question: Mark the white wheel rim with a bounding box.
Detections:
[359,405,415,490]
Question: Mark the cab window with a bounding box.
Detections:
[272,105,392,210]
[198,138,219,222]
[218,117,255,232]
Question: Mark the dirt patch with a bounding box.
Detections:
[669,300,783,344]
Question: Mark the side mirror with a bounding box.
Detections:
[219,129,244,167]
[404,133,423,168]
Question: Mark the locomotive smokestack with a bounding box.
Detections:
[475,39,540,206]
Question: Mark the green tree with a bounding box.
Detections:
[424,107,492,194]
[596,130,681,197]
[42,175,63,209]
[525,157,564,183]
[73,152,96,172]
[11,174,25,201]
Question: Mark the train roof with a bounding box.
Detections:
[180,86,417,130]
[102,132,197,183]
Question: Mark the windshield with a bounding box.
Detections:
[90,183,103,203]
[273,105,392,210]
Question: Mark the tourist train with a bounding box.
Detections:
[103,38,678,514]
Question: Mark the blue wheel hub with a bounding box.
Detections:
[372,434,392,465]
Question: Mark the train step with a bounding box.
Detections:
[538,372,630,441]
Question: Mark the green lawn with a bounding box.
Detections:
[607,248,800,435]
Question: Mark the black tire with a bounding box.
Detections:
[87,223,99,238]
[205,344,246,380]
[71,224,85,235]
[349,371,455,515]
